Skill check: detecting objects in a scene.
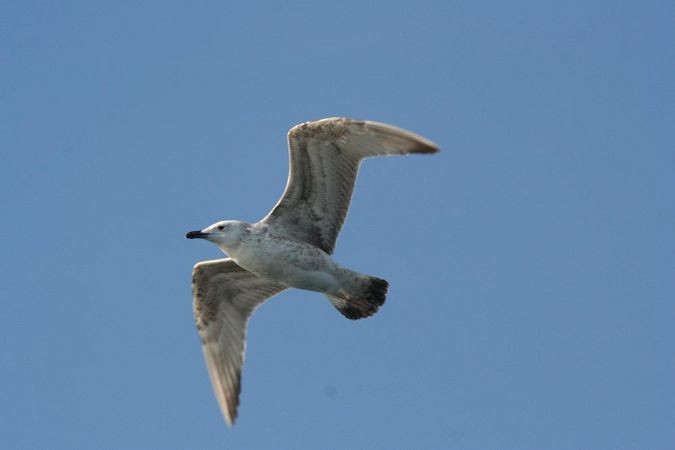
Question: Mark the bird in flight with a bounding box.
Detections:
[186,117,438,425]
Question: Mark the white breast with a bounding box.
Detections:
[230,230,338,291]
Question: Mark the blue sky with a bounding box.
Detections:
[2,1,674,449]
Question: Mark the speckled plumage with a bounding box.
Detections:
[187,117,438,426]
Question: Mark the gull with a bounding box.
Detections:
[186,117,438,425]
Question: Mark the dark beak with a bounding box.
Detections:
[186,230,208,239]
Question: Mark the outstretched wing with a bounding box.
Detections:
[192,258,287,425]
[260,117,438,254]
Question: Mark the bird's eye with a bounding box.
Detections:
[217,224,225,231]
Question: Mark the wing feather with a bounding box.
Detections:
[192,258,286,425]
[260,117,438,253]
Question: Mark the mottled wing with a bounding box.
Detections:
[261,117,438,254]
[192,258,287,426]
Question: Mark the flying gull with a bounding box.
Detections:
[186,117,438,425]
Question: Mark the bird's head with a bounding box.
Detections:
[186,220,246,253]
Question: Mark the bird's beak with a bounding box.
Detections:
[186,230,208,239]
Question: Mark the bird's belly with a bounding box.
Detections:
[230,237,339,293]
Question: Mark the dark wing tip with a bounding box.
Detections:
[409,141,440,154]
[358,119,440,155]
[229,371,242,425]
[403,129,440,155]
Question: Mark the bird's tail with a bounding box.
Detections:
[326,270,388,320]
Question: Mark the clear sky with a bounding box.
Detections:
[2,1,674,449]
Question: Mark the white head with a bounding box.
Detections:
[186,220,247,253]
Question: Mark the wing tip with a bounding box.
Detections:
[408,139,440,155]
[223,409,237,427]
[215,377,241,427]
[360,119,440,155]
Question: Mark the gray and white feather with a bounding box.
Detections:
[186,117,438,426]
